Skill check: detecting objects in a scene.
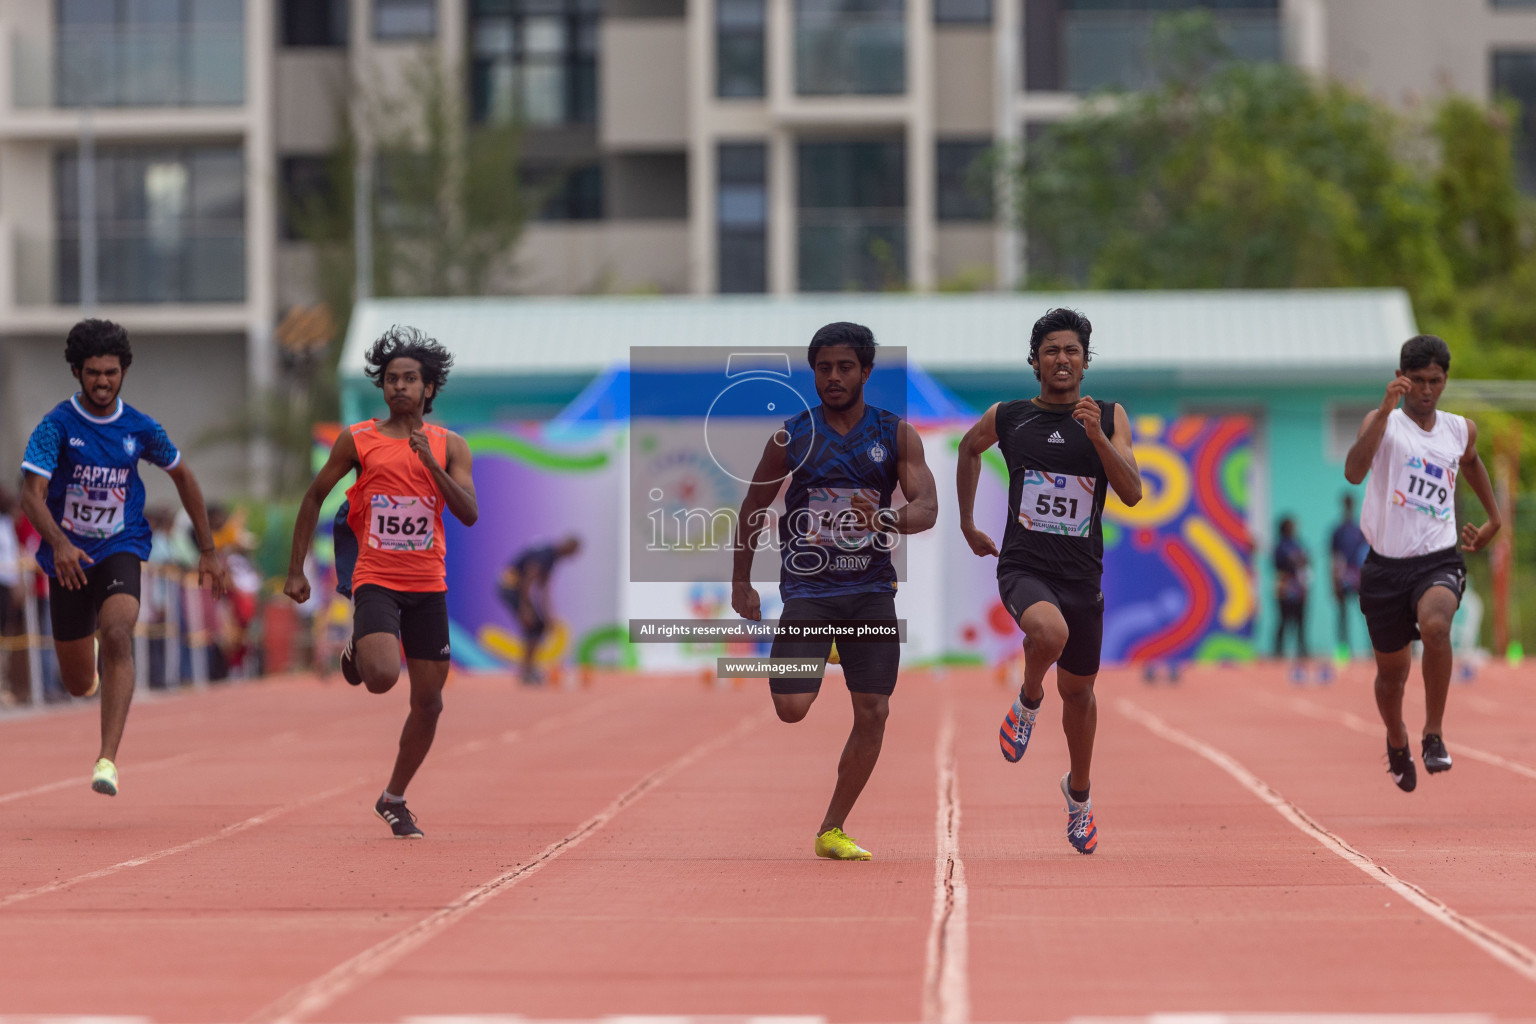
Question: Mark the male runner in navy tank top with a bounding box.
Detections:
[957,308,1142,854]
[733,322,938,861]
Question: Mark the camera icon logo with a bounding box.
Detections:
[704,351,814,486]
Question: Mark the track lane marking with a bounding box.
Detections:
[247,710,769,1024]
[1118,698,1536,986]
[1,696,626,908]
[923,697,969,1024]
[1249,691,1536,784]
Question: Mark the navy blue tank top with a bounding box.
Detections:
[778,404,902,600]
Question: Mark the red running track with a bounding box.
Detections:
[1,661,1534,1023]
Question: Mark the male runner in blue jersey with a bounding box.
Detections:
[732,322,938,860]
[957,307,1141,854]
[19,319,226,796]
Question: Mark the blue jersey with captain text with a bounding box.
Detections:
[778,404,901,600]
[20,396,181,577]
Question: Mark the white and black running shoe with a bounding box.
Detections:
[1422,733,1453,774]
[340,639,362,686]
[1386,742,1417,792]
[375,796,424,838]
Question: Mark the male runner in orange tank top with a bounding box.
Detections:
[284,327,478,838]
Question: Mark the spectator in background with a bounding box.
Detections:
[498,536,581,685]
[144,507,179,688]
[0,486,22,706]
[1331,493,1368,658]
[1274,516,1311,666]
[13,510,64,701]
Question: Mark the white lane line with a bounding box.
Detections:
[0,751,199,806]
[0,780,363,910]
[923,698,969,1024]
[1250,691,1536,784]
[1118,698,1536,985]
[248,711,769,1024]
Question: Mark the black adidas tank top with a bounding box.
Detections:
[995,398,1116,582]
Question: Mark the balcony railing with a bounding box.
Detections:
[1062,9,1280,93]
[798,210,906,291]
[795,2,905,96]
[15,230,245,306]
[10,23,245,110]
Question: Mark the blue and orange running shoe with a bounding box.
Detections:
[1060,773,1097,854]
[999,695,1038,762]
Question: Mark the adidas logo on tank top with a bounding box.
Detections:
[1047,430,1065,444]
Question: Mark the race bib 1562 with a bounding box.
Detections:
[62,483,127,539]
[1391,454,1455,522]
[1017,471,1096,537]
[368,494,436,551]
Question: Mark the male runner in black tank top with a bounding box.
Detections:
[956,307,1142,854]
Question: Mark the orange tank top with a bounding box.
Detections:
[346,419,449,593]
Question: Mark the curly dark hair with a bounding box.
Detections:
[65,318,132,373]
[807,321,878,369]
[1028,307,1092,382]
[364,325,454,415]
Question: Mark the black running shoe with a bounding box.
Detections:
[375,797,424,839]
[1422,733,1453,774]
[1386,742,1417,792]
[340,639,362,686]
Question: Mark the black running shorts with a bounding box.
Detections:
[1358,546,1465,654]
[998,570,1104,676]
[352,584,452,661]
[49,551,142,643]
[767,591,900,696]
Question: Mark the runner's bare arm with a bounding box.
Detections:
[285,429,359,604]
[166,462,230,600]
[1457,418,1501,553]
[18,469,92,590]
[956,403,1000,557]
[1345,376,1412,484]
[891,420,938,534]
[1098,402,1142,506]
[732,433,789,620]
[429,431,478,526]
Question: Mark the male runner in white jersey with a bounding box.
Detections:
[957,308,1141,854]
[1344,334,1500,792]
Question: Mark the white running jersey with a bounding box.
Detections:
[1360,408,1468,558]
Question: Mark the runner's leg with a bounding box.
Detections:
[1016,600,1068,705]
[1372,644,1413,748]
[386,657,449,796]
[94,592,140,761]
[1057,667,1097,795]
[355,632,402,692]
[1416,585,1458,739]
[772,690,818,722]
[817,690,888,834]
[56,637,97,697]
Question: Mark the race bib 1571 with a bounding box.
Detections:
[1017,471,1095,537]
[368,494,436,551]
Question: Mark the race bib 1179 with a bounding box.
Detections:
[1391,454,1455,522]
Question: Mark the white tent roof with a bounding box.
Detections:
[341,289,1415,383]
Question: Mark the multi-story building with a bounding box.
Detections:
[3,0,1536,497]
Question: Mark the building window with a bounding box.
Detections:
[279,156,335,240]
[718,0,766,98]
[718,143,768,293]
[527,163,604,220]
[471,0,600,125]
[798,138,906,291]
[936,0,991,24]
[56,0,244,108]
[374,0,436,39]
[1494,50,1536,192]
[796,0,905,96]
[57,145,246,304]
[1026,0,1281,94]
[283,0,348,46]
[936,140,993,221]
